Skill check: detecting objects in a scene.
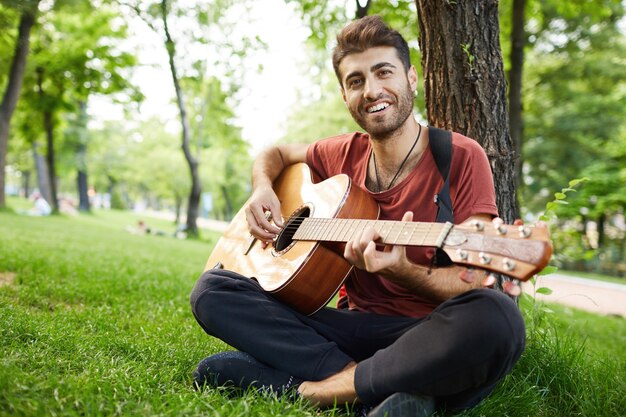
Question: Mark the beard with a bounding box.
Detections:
[348,83,415,140]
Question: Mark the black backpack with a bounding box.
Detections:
[429,127,454,224]
[429,127,455,267]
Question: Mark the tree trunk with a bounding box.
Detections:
[161,0,201,237]
[355,0,371,19]
[174,193,182,225]
[22,169,31,198]
[75,101,90,211]
[509,0,525,213]
[220,184,233,221]
[32,142,51,203]
[415,0,518,222]
[43,108,58,212]
[77,170,90,211]
[597,213,605,249]
[0,5,39,208]
[36,67,59,213]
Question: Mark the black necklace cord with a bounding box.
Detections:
[372,123,422,192]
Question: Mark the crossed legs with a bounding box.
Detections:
[190,269,525,410]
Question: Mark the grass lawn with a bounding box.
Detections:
[1,205,624,416]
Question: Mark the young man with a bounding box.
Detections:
[190,16,525,417]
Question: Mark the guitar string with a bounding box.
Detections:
[276,216,443,239]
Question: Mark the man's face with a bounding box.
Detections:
[338,46,417,139]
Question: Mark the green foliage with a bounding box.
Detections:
[280,72,361,144]
[519,0,626,215]
[539,177,588,221]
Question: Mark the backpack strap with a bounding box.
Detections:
[428,127,454,223]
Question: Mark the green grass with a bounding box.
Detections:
[1,208,625,416]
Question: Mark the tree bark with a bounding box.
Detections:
[220,184,233,220]
[77,170,90,211]
[43,108,58,212]
[36,67,59,213]
[32,142,51,203]
[415,0,518,222]
[161,0,201,237]
[75,101,90,211]
[174,193,182,225]
[22,169,31,198]
[0,5,39,208]
[509,0,525,212]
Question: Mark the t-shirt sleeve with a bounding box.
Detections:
[305,133,361,180]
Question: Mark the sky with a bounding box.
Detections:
[89,0,314,154]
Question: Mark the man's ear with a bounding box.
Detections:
[408,65,418,92]
[341,86,347,104]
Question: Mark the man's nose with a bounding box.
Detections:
[364,77,383,100]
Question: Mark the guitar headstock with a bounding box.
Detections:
[441,220,553,281]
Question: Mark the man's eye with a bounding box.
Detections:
[349,79,363,88]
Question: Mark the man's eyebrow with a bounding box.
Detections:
[344,62,397,83]
[371,62,397,72]
[345,70,363,81]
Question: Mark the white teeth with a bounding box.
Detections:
[367,103,389,113]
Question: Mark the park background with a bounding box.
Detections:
[1,0,625,416]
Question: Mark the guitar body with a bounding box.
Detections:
[205,163,379,315]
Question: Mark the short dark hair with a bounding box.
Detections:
[332,15,411,85]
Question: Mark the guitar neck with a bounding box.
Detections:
[293,217,450,247]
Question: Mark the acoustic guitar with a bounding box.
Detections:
[205,163,552,315]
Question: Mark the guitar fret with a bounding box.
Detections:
[407,222,417,245]
[325,218,336,241]
[310,218,320,240]
[397,222,410,245]
[391,222,404,244]
[337,219,350,242]
[315,218,326,241]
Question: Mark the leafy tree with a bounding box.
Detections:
[499,0,626,214]
[183,75,252,221]
[4,0,140,212]
[521,7,626,208]
[0,0,40,208]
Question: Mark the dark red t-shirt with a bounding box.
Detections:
[306,131,498,318]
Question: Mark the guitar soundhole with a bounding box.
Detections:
[274,205,312,254]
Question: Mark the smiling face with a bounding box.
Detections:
[338,46,417,140]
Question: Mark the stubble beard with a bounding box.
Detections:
[350,85,415,140]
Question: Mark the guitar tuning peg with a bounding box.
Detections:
[471,220,485,231]
[459,268,475,283]
[481,273,497,287]
[503,280,522,297]
[518,226,532,238]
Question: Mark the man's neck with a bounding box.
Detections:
[369,118,425,168]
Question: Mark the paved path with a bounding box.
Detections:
[522,273,626,318]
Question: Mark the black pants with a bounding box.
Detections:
[190,269,525,410]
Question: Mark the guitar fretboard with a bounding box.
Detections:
[292,217,450,247]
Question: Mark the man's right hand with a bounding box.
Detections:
[244,185,284,243]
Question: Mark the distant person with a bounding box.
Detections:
[126,220,151,235]
[30,193,52,216]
